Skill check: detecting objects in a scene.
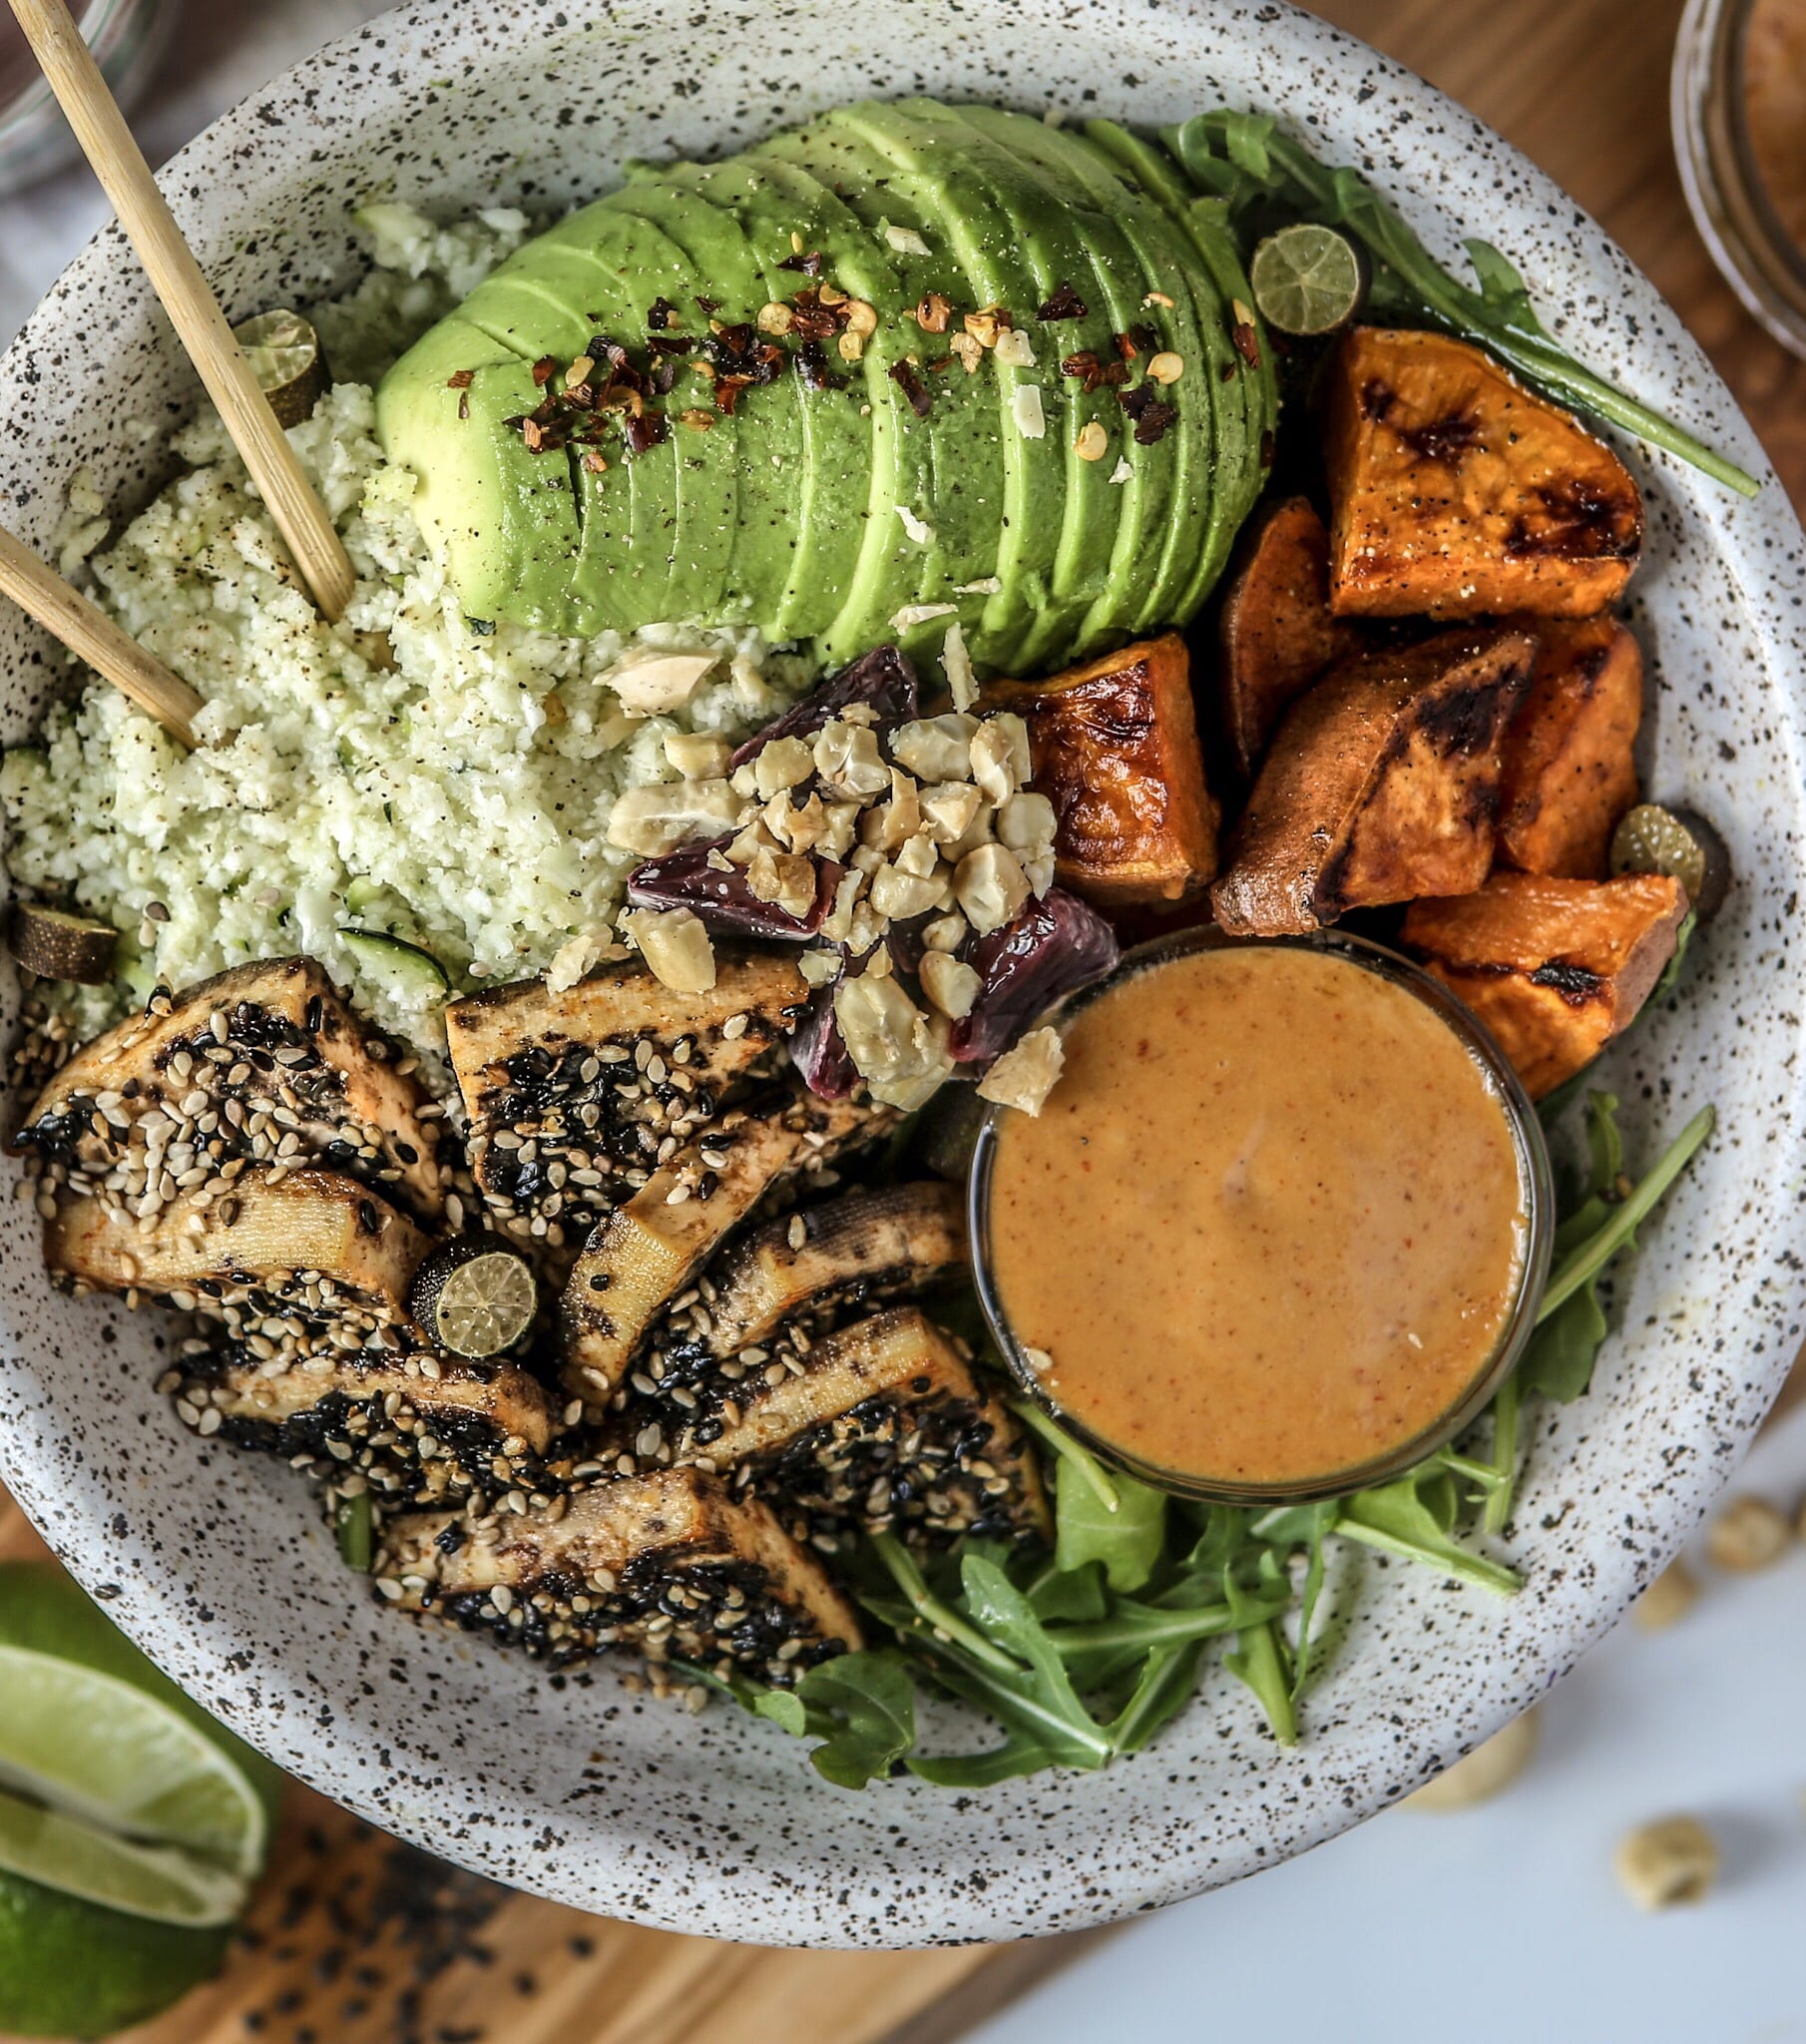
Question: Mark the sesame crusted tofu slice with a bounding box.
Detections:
[173,1346,555,1506]
[13,957,446,1224]
[377,1468,862,1681]
[44,1166,433,1318]
[444,952,810,1252]
[641,1305,1049,1546]
[560,1088,890,1401]
[700,1181,967,1357]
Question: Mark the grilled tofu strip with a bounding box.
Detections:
[44,1167,432,1318]
[13,957,445,1223]
[378,1468,861,1679]
[445,953,808,1251]
[645,1306,1048,1545]
[176,1347,554,1504]
[703,1182,966,1356]
[561,1089,887,1400]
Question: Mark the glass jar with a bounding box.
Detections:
[967,925,1556,1507]
[1673,0,1806,357]
[0,0,175,199]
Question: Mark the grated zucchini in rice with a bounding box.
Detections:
[0,205,814,1054]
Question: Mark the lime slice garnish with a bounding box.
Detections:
[411,1240,538,1357]
[0,1644,266,1883]
[1249,224,1365,336]
[0,1787,247,1928]
[230,307,327,426]
[1609,802,1707,903]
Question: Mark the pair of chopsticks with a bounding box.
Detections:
[0,0,358,748]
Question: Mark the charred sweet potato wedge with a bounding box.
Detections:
[1402,871,1687,1097]
[1324,328,1643,620]
[1211,626,1536,937]
[985,633,1218,905]
[1496,617,1643,878]
[1215,496,1366,779]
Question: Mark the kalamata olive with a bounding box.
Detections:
[729,646,919,768]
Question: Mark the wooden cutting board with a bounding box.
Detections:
[3,3,1802,2039]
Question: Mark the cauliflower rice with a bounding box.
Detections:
[1,205,814,1053]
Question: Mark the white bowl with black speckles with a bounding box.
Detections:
[1,0,1802,1950]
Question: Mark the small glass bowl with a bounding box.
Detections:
[967,924,1556,1506]
[1673,0,1806,359]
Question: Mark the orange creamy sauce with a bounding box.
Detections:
[986,946,1529,1487]
[1746,0,1806,254]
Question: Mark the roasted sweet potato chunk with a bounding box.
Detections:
[1402,871,1687,1097]
[985,634,1218,905]
[1325,328,1642,620]
[1497,618,1642,878]
[1215,496,1365,779]
[1211,626,1536,937]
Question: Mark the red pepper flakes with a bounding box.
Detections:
[778,249,824,276]
[458,390,470,421]
[648,296,680,330]
[888,360,933,418]
[531,356,558,387]
[624,412,670,456]
[1231,319,1262,369]
[793,339,846,392]
[1061,349,1128,394]
[445,369,475,389]
[1037,280,1088,321]
[714,374,754,415]
[915,291,954,334]
[1120,383,1177,445]
[583,448,609,473]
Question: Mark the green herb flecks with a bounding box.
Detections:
[333,1492,373,1574]
[1150,111,1760,497]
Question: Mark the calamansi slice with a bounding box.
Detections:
[1249,223,1365,336]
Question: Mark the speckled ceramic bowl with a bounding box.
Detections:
[0,0,1801,1950]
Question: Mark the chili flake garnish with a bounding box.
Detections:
[714,374,754,415]
[1037,281,1088,321]
[624,412,670,456]
[457,390,470,420]
[778,249,824,275]
[445,369,475,389]
[793,339,846,391]
[1230,304,1262,369]
[648,296,680,330]
[1061,349,1128,394]
[531,356,558,386]
[889,360,933,419]
[1120,384,1177,445]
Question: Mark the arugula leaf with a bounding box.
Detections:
[1334,1473,1521,1597]
[1252,1497,1338,1700]
[1151,112,1760,498]
[1055,1462,1168,1593]
[1539,1104,1715,1318]
[1008,1395,1120,1512]
[677,1650,917,1790]
[1023,1555,1110,1624]
[1222,1554,1298,1746]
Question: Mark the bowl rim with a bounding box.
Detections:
[968,925,1558,1506]
[0,0,1801,1947]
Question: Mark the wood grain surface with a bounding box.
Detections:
[2,3,1801,2040]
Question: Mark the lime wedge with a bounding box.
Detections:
[1249,224,1366,336]
[230,307,327,426]
[409,1239,538,1357]
[0,1786,246,1929]
[0,1643,266,1882]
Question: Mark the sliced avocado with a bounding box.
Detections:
[648,159,812,633]
[745,133,1005,663]
[816,102,1065,674]
[689,153,890,644]
[1081,121,1277,622]
[377,344,582,632]
[747,124,945,665]
[964,109,1203,652]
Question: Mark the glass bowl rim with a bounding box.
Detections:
[966,922,1557,1507]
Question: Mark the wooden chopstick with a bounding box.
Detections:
[0,524,203,747]
[7,0,356,622]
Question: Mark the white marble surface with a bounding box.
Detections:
[6,5,1803,2029]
